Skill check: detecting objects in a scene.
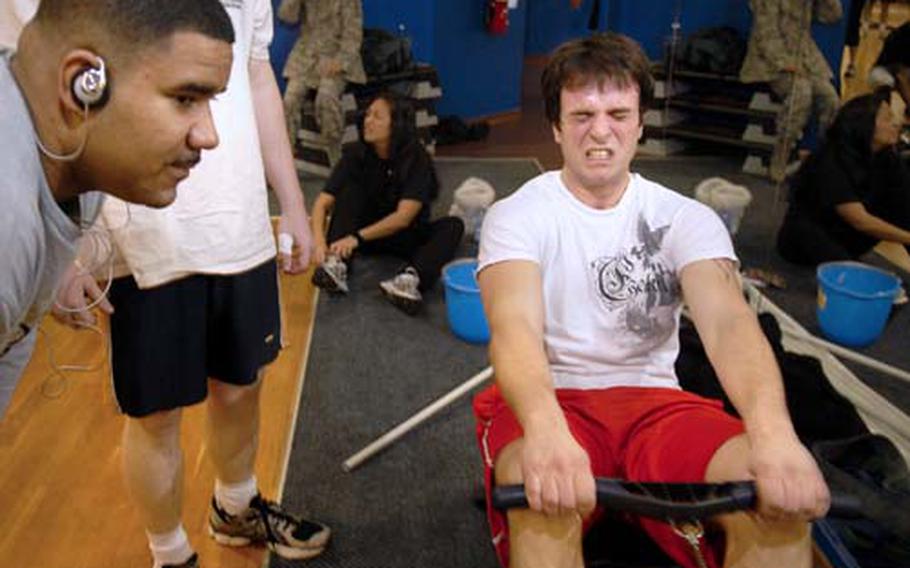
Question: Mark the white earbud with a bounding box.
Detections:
[72,56,107,107]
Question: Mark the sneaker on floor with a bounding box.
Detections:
[312,255,348,294]
[208,494,330,560]
[379,267,422,315]
[157,553,199,568]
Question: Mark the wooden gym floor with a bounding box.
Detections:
[0,261,318,568]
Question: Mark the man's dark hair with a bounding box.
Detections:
[541,32,654,127]
[34,0,234,50]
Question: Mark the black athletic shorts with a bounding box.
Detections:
[108,259,282,418]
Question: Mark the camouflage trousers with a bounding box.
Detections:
[283,76,347,166]
[768,73,839,181]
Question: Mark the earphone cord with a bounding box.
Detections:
[34,103,89,162]
[53,225,116,314]
[42,205,129,398]
[38,321,109,400]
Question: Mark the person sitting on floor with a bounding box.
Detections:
[309,91,464,315]
[777,91,909,266]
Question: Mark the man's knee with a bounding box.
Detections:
[208,376,262,409]
[127,408,183,446]
[493,439,524,486]
[492,440,585,568]
[705,435,813,566]
[705,433,751,482]
[718,512,812,568]
[508,509,585,568]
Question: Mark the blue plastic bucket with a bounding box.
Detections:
[816,261,901,347]
[442,258,490,344]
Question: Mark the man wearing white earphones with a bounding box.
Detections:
[51,0,323,567]
[0,0,235,415]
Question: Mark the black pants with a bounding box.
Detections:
[327,188,464,291]
[777,182,910,266]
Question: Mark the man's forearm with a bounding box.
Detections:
[706,308,796,440]
[489,324,567,436]
[250,59,307,216]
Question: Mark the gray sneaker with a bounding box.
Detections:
[312,254,349,294]
[208,494,330,560]
[159,553,199,568]
[379,267,422,315]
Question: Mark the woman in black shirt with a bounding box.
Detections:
[309,91,464,314]
[776,91,909,265]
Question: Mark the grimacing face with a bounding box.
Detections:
[79,31,232,208]
[553,79,643,202]
[363,98,392,148]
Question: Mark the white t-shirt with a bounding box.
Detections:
[0,0,36,50]
[101,0,276,288]
[478,171,736,391]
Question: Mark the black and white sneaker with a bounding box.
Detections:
[312,254,349,294]
[158,553,199,568]
[379,267,422,315]
[208,494,330,560]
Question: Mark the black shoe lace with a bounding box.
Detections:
[252,497,297,542]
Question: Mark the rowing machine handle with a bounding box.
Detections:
[490,481,863,519]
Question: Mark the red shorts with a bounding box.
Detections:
[473,385,745,568]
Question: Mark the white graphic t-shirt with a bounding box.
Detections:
[478,171,736,390]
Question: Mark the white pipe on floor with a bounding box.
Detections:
[343,366,494,472]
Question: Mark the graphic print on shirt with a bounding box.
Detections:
[591,215,679,346]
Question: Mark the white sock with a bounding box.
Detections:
[148,525,193,568]
[214,475,258,516]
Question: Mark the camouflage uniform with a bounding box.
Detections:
[741,0,842,181]
[279,0,366,165]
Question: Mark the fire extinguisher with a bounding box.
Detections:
[486,0,508,35]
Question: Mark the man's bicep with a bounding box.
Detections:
[478,260,544,335]
[680,258,744,327]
